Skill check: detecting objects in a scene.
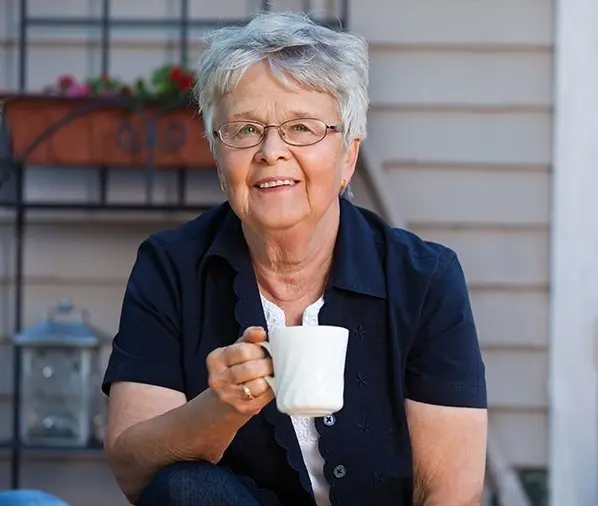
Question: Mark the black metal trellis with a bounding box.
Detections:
[0,0,348,490]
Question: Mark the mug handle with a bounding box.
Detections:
[258,341,276,395]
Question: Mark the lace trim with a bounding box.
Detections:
[302,297,325,327]
[291,415,320,443]
[259,294,325,444]
[259,293,286,329]
[259,292,324,329]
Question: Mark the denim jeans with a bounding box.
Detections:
[0,490,69,506]
[136,460,279,506]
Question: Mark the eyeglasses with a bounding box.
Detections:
[213,118,343,149]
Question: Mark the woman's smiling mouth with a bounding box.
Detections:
[254,178,299,190]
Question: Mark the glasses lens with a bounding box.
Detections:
[281,118,328,146]
[219,122,263,148]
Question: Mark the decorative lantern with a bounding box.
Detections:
[13,298,107,447]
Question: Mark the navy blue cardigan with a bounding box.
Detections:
[103,199,486,505]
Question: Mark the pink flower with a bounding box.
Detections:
[65,83,92,96]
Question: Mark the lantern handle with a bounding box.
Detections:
[44,297,90,323]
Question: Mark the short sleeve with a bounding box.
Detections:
[102,236,184,395]
[405,251,487,408]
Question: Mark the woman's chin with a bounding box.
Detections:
[250,209,309,232]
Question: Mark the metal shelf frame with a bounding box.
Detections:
[1,0,348,489]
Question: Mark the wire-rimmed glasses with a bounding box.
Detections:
[213,118,343,149]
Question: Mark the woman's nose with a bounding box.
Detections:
[255,127,290,164]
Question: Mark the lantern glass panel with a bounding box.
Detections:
[21,347,92,446]
[14,298,106,448]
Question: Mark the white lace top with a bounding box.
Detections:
[259,293,331,506]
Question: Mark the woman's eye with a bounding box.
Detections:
[290,123,309,132]
[239,125,259,135]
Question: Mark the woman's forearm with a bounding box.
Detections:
[106,388,251,503]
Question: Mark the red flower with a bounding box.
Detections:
[176,74,194,92]
[169,67,183,80]
[169,67,194,92]
[58,74,76,90]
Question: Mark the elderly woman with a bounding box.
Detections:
[102,11,487,506]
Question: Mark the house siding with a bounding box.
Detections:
[352,0,553,469]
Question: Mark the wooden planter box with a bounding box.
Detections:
[0,94,216,170]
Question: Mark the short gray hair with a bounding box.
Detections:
[194,11,370,151]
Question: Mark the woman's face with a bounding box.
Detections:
[213,61,360,233]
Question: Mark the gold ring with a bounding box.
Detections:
[242,383,255,401]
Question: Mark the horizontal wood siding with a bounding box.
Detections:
[369,50,552,107]
[351,0,552,46]
[389,167,550,225]
[353,0,553,468]
[367,112,551,165]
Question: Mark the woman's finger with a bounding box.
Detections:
[238,326,267,344]
[240,377,272,400]
[222,341,267,367]
[227,357,273,385]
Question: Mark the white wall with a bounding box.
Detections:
[549,0,598,503]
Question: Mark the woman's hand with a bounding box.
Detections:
[206,326,275,415]
[106,329,274,501]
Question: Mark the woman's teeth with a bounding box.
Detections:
[257,179,297,189]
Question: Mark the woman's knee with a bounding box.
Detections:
[137,460,259,506]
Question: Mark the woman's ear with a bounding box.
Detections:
[216,167,227,193]
[342,137,361,182]
[218,173,227,193]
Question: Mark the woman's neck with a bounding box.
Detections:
[242,205,340,304]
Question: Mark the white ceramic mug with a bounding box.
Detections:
[259,325,349,417]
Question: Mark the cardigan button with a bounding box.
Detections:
[323,415,336,426]
[333,465,346,479]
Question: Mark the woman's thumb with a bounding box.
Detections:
[239,326,267,343]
